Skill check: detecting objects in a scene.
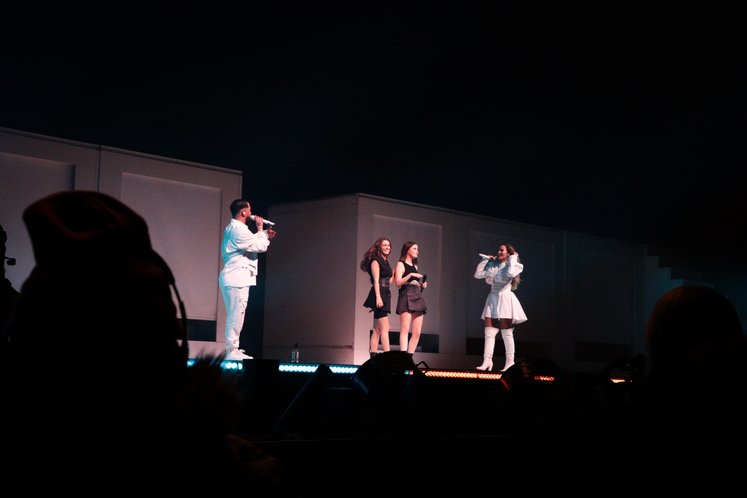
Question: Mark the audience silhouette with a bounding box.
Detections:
[639,286,746,437]
[0,192,287,494]
[580,286,746,483]
[1,225,17,348]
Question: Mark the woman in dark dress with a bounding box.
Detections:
[361,238,394,356]
[394,241,427,355]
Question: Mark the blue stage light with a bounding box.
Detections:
[278,363,359,374]
[186,358,243,371]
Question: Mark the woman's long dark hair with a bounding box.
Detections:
[360,238,390,272]
[399,241,418,266]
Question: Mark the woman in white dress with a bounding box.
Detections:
[474,244,527,371]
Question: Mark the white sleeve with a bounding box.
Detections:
[505,254,523,278]
[238,230,270,254]
[474,259,490,279]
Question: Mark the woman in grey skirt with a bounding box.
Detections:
[394,241,427,354]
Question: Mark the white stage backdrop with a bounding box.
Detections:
[1,128,242,357]
[372,214,442,334]
[120,173,223,320]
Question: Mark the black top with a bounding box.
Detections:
[368,255,393,284]
[400,261,420,284]
[396,261,427,314]
[363,255,392,312]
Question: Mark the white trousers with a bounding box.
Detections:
[221,285,250,349]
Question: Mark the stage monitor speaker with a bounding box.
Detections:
[501,358,561,391]
[351,351,417,395]
[270,364,333,439]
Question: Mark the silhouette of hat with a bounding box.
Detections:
[3,191,187,370]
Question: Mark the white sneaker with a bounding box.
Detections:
[225,348,253,360]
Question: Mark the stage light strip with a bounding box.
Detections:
[186,360,356,375]
[423,370,503,380]
[278,364,506,380]
[279,363,359,375]
[188,360,560,382]
[279,363,318,373]
[610,377,631,384]
[186,359,244,371]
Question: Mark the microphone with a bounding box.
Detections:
[250,214,275,226]
[479,253,493,260]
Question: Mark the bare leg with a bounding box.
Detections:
[370,326,380,352]
[379,316,390,351]
[399,312,411,352]
[407,312,424,354]
[371,316,391,352]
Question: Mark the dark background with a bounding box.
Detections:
[2,2,745,272]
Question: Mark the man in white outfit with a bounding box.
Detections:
[219,199,276,360]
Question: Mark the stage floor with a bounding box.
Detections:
[201,354,618,446]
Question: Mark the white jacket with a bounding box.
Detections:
[474,254,523,294]
[218,219,270,288]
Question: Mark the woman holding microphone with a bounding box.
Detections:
[394,241,427,355]
[474,244,527,371]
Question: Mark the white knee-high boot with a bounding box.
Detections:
[477,327,499,371]
[500,328,515,371]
